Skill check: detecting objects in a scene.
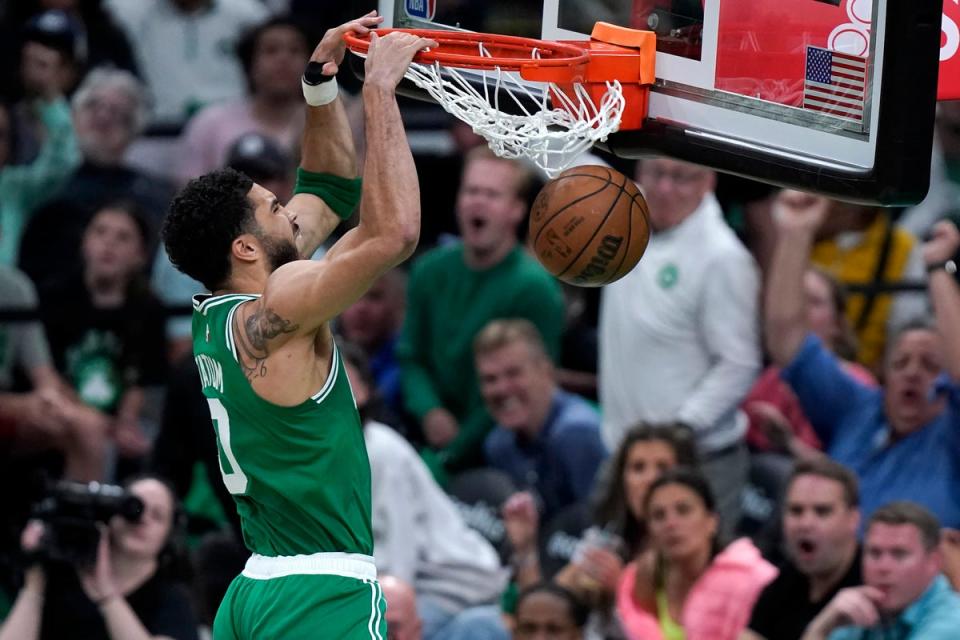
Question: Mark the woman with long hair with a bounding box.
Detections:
[616,468,776,640]
[504,423,697,638]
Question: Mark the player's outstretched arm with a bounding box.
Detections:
[263,31,437,335]
[286,12,382,258]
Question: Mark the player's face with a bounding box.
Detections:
[456,158,525,256]
[111,478,175,560]
[863,523,940,615]
[248,183,300,271]
[783,475,858,577]
[647,483,718,563]
[82,208,146,284]
[883,329,945,436]
[476,341,554,434]
[804,270,841,349]
[514,591,582,640]
[636,159,714,232]
[622,440,677,520]
[251,25,309,99]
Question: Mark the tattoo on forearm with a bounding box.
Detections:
[233,308,299,381]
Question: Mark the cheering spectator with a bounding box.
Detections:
[398,147,563,480]
[766,190,960,527]
[477,319,607,519]
[745,459,863,640]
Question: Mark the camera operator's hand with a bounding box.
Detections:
[21,520,45,554]
[79,525,119,607]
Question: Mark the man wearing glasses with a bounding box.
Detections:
[598,157,761,535]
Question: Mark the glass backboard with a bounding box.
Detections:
[380,0,945,204]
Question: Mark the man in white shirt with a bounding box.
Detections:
[104,0,269,126]
[599,157,760,531]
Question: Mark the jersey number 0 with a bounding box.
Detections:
[206,398,249,494]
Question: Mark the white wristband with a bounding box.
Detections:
[302,77,338,106]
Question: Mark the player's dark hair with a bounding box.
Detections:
[162,168,255,291]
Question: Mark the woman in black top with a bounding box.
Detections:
[0,474,198,640]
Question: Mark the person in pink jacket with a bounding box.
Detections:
[616,468,778,640]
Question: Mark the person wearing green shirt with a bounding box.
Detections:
[0,94,79,266]
[398,147,565,481]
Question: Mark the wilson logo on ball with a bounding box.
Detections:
[573,235,623,283]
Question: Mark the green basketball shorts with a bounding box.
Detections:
[213,552,387,639]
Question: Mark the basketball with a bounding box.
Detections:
[529,165,651,287]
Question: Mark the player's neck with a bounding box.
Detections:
[218,266,269,297]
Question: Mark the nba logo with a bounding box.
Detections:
[405,0,435,21]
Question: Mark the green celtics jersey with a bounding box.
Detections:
[191,293,373,556]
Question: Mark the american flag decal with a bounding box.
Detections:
[803,46,867,122]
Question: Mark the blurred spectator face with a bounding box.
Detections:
[73,85,138,165]
[82,207,146,285]
[513,591,582,640]
[0,104,10,169]
[883,328,945,436]
[380,577,422,640]
[622,439,677,520]
[636,158,715,232]
[250,24,309,100]
[863,522,941,615]
[456,157,526,258]
[804,270,841,348]
[647,482,718,563]
[783,474,859,578]
[20,40,74,98]
[110,478,174,560]
[476,338,555,436]
[340,272,405,351]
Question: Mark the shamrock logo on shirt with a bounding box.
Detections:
[658,263,679,289]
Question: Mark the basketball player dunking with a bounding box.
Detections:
[161,15,436,638]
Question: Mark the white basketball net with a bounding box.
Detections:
[361,42,625,177]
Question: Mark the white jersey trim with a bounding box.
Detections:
[311,343,340,404]
[241,551,377,581]
[194,293,260,315]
